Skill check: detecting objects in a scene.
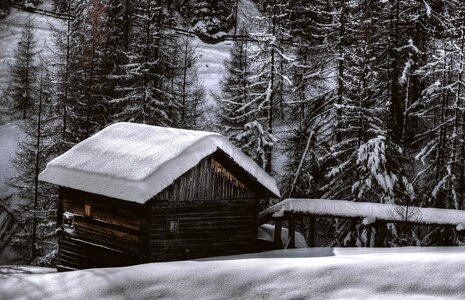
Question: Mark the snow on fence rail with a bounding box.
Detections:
[260,198,465,228]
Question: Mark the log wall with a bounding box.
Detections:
[57,150,266,269]
[58,188,145,270]
[148,155,260,261]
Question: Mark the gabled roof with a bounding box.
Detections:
[39,122,280,203]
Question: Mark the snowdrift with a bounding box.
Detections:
[2,247,465,299]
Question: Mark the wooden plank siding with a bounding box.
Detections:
[148,154,260,261]
[58,188,145,269]
[56,149,268,269]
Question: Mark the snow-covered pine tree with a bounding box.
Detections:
[0,0,11,18]
[184,80,207,129]
[413,7,462,207]
[110,0,176,126]
[317,0,415,246]
[53,0,69,13]
[174,36,207,129]
[9,61,58,265]
[66,0,111,143]
[188,0,235,36]
[218,31,259,161]
[340,0,438,246]
[456,5,465,212]
[8,18,40,120]
[165,35,183,126]
[247,0,292,173]
[410,3,465,246]
[279,0,335,199]
[386,0,432,151]
[49,0,73,142]
[100,0,136,125]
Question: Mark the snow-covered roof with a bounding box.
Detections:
[260,198,465,226]
[39,122,280,203]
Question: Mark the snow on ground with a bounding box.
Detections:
[194,37,233,105]
[2,247,465,299]
[194,0,265,107]
[0,122,23,199]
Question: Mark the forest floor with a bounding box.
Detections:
[2,247,465,299]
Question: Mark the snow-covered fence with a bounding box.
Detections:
[260,198,465,226]
[259,199,465,247]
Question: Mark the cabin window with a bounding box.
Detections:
[63,211,74,228]
[167,219,179,234]
[84,204,92,218]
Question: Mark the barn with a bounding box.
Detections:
[39,122,280,271]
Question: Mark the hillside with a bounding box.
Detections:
[0,0,264,195]
[2,247,465,299]
[0,122,23,199]
[0,6,60,109]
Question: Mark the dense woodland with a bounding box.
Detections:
[2,0,465,264]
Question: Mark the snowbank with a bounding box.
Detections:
[2,247,465,299]
[260,198,465,226]
[39,122,280,202]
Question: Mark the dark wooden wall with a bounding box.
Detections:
[58,188,145,270]
[57,151,268,269]
[147,155,260,261]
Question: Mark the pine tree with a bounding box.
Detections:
[110,0,176,126]
[53,0,68,13]
[8,19,40,120]
[66,0,111,143]
[218,34,251,150]
[174,36,207,129]
[188,0,235,36]
[218,31,273,167]
[247,0,292,173]
[102,0,135,125]
[185,81,207,129]
[313,0,415,246]
[9,61,58,264]
[282,0,336,199]
[411,3,465,246]
[0,0,11,18]
[49,0,72,142]
[362,0,456,245]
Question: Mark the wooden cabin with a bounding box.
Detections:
[39,123,280,271]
